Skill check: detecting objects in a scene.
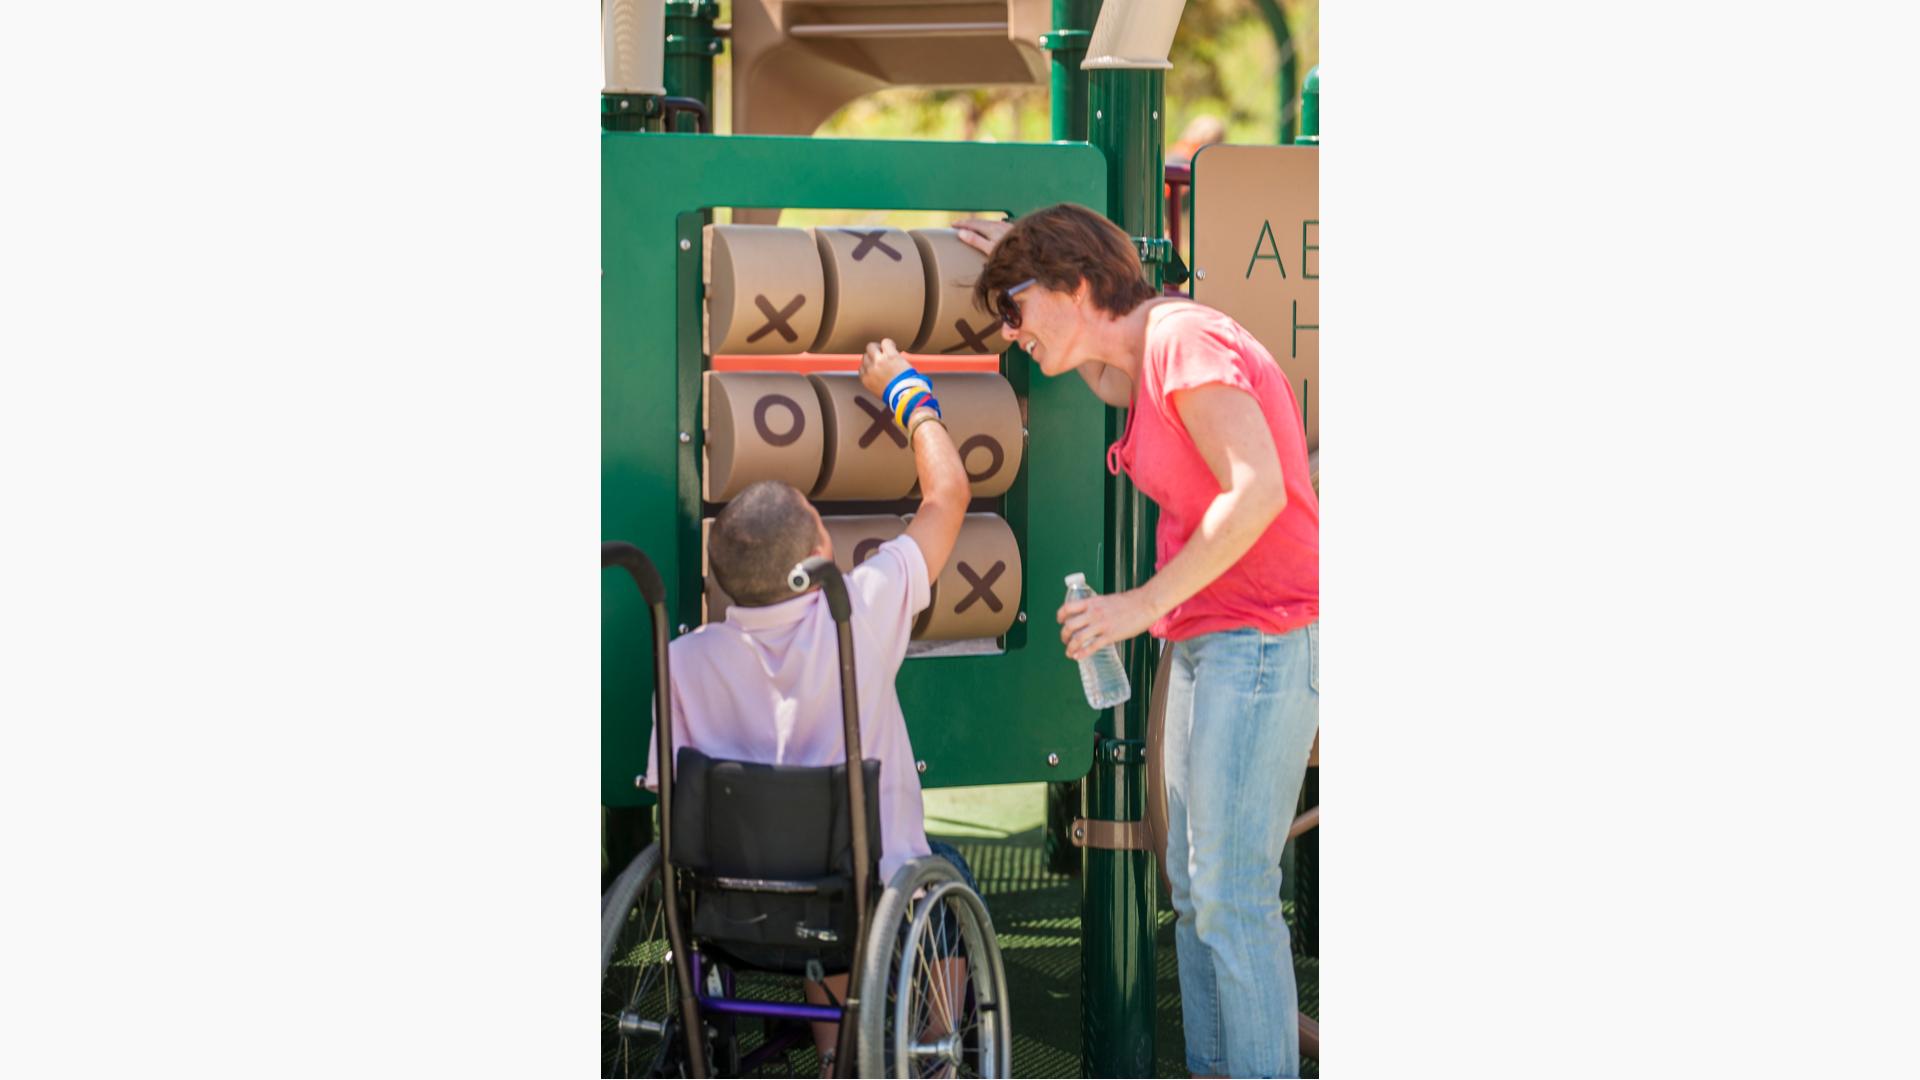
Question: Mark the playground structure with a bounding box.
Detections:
[601,2,1318,1075]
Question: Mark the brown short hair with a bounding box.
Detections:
[971,203,1157,322]
[710,480,818,607]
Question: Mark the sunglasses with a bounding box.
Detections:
[994,278,1038,331]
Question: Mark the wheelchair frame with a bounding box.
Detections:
[604,541,1006,1078]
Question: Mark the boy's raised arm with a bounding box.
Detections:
[858,339,968,583]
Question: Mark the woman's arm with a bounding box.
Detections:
[1058,383,1286,658]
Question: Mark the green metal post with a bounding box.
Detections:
[1252,0,1299,144]
[1081,62,1165,1080]
[1299,66,1320,146]
[1040,0,1100,880]
[662,1,722,132]
[1043,0,1097,143]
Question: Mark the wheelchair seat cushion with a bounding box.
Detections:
[669,748,884,973]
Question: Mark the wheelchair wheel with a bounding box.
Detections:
[856,856,1012,1078]
[602,844,681,1078]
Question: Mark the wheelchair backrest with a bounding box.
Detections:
[669,747,883,880]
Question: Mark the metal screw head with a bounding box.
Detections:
[679,431,692,443]
[916,760,927,774]
[1152,110,1159,120]
[679,238,692,251]
[677,623,689,634]
[1195,269,1207,281]
[619,99,630,110]
[1072,825,1085,839]
[634,774,646,789]
[1048,752,1060,767]
[1095,110,1103,120]
[1017,611,1028,623]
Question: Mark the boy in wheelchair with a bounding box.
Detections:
[647,341,982,1076]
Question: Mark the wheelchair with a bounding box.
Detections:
[601,542,1012,1078]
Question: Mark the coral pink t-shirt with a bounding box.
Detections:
[1107,302,1319,642]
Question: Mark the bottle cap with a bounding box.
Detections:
[1064,572,1086,588]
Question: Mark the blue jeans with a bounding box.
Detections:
[1163,624,1319,1078]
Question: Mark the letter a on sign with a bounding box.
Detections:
[1245,219,1287,279]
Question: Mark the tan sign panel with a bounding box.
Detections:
[1189,144,1318,450]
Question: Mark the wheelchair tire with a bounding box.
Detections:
[602,844,681,1078]
[856,855,1013,1078]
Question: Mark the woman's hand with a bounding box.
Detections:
[1058,588,1162,661]
[859,338,910,400]
[953,216,1013,256]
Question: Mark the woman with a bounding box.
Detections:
[958,205,1319,1079]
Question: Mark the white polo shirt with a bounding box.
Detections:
[647,534,934,883]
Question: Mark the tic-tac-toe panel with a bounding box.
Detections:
[603,134,1110,803]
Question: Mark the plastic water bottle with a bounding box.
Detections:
[1064,573,1132,710]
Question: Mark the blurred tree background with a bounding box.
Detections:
[707,1,1317,146]
[704,1,1315,229]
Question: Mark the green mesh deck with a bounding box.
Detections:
[720,784,1318,1078]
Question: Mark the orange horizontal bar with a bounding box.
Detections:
[711,353,1003,374]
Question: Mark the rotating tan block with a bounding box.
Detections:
[822,515,908,575]
[931,373,1025,498]
[807,374,917,501]
[703,371,825,502]
[914,513,1022,641]
[910,228,999,354]
[704,225,826,355]
[810,226,926,354]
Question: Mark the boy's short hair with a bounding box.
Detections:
[710,480,820,607]
[971,203,1159,322]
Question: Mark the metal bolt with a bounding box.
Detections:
[1017,611,1028,623]
[916,760,927,774]
[1072,825,1085,839]
[1152,110,1159,120]
[1095,110,1103,120]
[1195,269,1207,281]
[679,238,692,251]
[1048,752,1060,767]
[634,774,646,789]
[677,623,689,634]
[679,431,692,443]
[619,99,630,110]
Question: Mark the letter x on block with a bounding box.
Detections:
[848,230,902,262]
[746,293,806,344]
[954,560,1006,614]
[942,317,994,354]
[854,396,908,448]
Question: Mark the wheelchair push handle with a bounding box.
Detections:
[602,541,667,606]
[788,555,852,623]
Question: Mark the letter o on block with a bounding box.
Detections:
[703,371,824,502]
[822,515,907,575]
[910,228,997,354]
[705,225,827,355]
[808,374,917,501]
[811,227,926,354]
[932,373,1025,498]
[914,513,1022,641]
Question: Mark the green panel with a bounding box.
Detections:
[604,133,1111,806]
